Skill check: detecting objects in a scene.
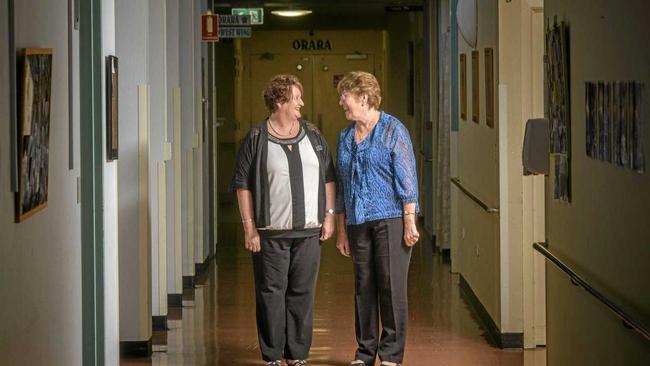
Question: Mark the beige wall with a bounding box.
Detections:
[544,0,650,364]
[455,0,501,326]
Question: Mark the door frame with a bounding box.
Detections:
[80,0,105,363]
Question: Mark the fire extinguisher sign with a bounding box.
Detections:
[201,12,219,42]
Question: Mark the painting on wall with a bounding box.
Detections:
[471,50,479,123]
[585,80,645,173]
[106,55,119,161]
[460,53,467,120]
[484,48,494,128]
[545,18,570,202]
[16,48,53,222]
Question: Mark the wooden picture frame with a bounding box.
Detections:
[485,48,494,127]
[460,53,467,120]
[471,50,479,123]
[16,48,53,222]
[106,55,119,161]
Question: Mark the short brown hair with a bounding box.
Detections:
[336,71,382,109]
[263,74,303,113]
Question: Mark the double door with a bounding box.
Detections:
[250,53,375,154]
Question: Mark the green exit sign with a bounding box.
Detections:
[231,8,264,25]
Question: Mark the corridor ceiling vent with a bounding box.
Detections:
[271,9,313,17]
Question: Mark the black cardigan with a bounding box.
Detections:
[230,119,336,229]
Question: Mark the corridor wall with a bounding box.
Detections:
[544,0,650,364]
[454,0,502,334]
[0,0,121,364]
[0,2,83,364]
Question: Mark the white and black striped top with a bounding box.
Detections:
[265,126,321,231]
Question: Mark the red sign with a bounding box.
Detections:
[201,13,219,42]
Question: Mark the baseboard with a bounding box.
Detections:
[439,248,451,263]
[195,261,208,278]
[183,275,194,289]
[168,293,182,308]
[120,337,152,358]
[459,274,523,349]
[152,315,168,331]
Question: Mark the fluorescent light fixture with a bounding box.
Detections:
[271,9,312,17]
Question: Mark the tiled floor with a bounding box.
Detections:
[122,207,546,365]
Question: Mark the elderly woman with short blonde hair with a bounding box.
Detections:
[335,71,419,366]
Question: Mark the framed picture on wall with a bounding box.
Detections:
[485,48,494,127]
[106,55,119,161]
[460,53,467,120]
[16,48,53,222]
[471,50,479,123]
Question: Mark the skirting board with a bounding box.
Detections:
[459,274,523,349]
[152,315,168,331]
[183,275,195,289]
[168,293,182,308]
[120,337,152,358]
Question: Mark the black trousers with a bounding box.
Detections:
[348,217,412,365]
[252,235,321,361]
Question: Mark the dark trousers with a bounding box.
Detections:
[348,217,412,365]
[252,235,321,361]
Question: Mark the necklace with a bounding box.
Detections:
[268,118,297,137]
[355,120,376,143]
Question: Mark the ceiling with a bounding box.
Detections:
[214,0,424,17]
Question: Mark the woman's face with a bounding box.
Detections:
[339,91,365,121]
[275,85,304,122]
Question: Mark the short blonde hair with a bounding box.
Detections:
[336,71,382,109]
[263,74,303,113]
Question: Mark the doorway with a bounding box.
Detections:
[249,52,375,151]
[237,30,385,153]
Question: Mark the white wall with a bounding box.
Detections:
[165,0,182,297]
[116,0,152,342]
[148,0,168,320]
[180,0,203,278]
[0,0,80,364]
[102,0,121,363]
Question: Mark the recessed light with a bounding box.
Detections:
[271,9,312,17]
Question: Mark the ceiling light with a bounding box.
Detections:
[271,9,312,17]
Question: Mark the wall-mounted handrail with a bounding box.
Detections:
[533,242,650,342]
[450,177,499,213]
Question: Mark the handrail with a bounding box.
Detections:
[533,242,650,342]
[450,177,499,213]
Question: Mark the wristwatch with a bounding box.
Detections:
[325,208,335,216]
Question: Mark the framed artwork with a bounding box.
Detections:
[471,50,479,123]
[545,18,571,201]
[16,48,53,222]
[585,80,645,173]
[485,48,494,127]
[106,55,119,161]
[460,53,467,120]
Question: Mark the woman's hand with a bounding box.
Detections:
[403,219,419,247]
[243,222,261,252]
[336,232,351,257]
[320,215,335,241]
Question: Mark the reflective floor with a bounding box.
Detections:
[122,205,546,365]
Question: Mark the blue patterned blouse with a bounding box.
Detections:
[335,112,419,225]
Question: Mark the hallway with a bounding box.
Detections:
[122,206,546,366]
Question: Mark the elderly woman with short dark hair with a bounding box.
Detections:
[335,71,419,366]
[231,74,336,366]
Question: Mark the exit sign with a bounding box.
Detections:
[231,8,264,25]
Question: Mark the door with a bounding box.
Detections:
[313,54,375,153]
[250,54,314,125]
[249,53,375,155]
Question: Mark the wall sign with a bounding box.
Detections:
[292,39,332,51]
